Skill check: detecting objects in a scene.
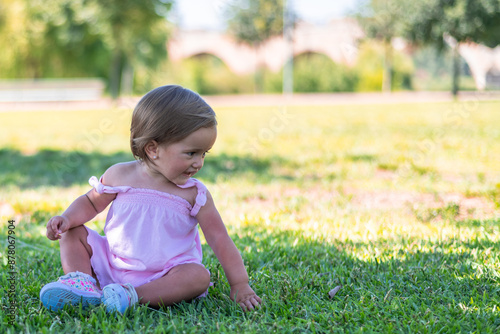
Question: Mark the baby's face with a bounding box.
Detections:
[155,126,217,185]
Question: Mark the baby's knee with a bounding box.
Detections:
[190,264,211,291]
[199,267,211,288]
[60,225,88,244]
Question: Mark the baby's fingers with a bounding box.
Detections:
[240,296,261,312]
[46,217,63,240]
[254,295,262,304]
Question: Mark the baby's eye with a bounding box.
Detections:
[202,151,210,158]
[186,152,195,157]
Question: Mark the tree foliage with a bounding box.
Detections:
[0,0,172,97]
[358,0,500,49]
[405,0,500,94]
[356,0,408,43]
[355,0,418,92]
[95,0,172,97]
[406,0,500,48]
[357,0,500,94]
[226,0,288,47]
[225,0,296,92]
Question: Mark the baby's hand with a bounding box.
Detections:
[46,215,70,240]
[230,283,262,311]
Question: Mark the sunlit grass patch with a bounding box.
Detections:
[1,100,499,332]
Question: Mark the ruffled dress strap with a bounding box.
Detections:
[177,178,207,216]
[89,176,132,194]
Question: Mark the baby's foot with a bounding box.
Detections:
[40,271,102,311]
[102,283,138,314]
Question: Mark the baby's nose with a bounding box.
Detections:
[192,157,203,169]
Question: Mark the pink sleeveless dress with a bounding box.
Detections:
[85,176,208,290]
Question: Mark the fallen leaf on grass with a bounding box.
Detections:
[328,285,342,299]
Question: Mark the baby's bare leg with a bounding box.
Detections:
[59,225,94,278]
[135,263,210,308]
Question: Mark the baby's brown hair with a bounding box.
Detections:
[130,85,217,166]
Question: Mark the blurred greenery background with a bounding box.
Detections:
[1,0,499,97]
[1,1,500,332]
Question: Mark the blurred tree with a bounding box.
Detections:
[0,0,172,98]
[226,0,296,92]
[293,53,359,92]
[355,0,415,92]
[94,0,172,98]
[406,0,500,95]
[354,40,413,92]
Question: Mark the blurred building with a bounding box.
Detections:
[168,19,364,74]
[459,42,500,89]
[168,19,500,91]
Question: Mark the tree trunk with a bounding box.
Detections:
[27,56,41,79]
[254,44,264,93]
[382,38,393,92]
[451,44,460,97]
[109,49,123,99]
[283,55,293,95]
[283,0,294,95]
[120,60,134,97]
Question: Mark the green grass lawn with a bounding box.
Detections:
[1,100,500,333]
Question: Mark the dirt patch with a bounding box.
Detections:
[234,185,499,222]
[349,190,498,221]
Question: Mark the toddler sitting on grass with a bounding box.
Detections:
[40,85,261,313]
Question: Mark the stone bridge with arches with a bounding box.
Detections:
[168,19,500,90]
[168,19,363,74]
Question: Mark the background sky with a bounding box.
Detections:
[171,0,362,30]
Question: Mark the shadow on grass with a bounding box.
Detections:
[213,223,500,331]
[0,148,134,188]
[0,148,297,188]
[197,152,297,183]
[9,217,499,332]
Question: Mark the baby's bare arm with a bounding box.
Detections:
[198,192,262,311]
[46,189,115,240]
[208,232,261,310]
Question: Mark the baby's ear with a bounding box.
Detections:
[144,140,159,159]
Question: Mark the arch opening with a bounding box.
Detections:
[169,52,253,95]
[292,52,358,92]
